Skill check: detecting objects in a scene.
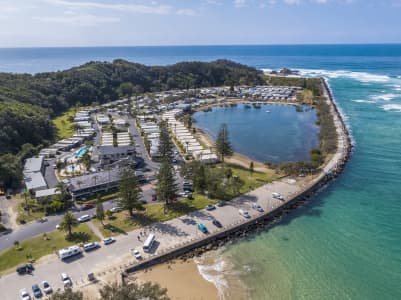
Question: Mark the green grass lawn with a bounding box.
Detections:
[93,194,217,237]
[0,223,99,275]
[53,108,76,139]
[228,164,278,193]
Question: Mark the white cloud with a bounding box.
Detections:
[284,0,301,4]
[43,0,172,15]
[234,0,247,8]
[176,9,197,16]
[33,13,120,26]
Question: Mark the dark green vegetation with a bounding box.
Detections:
[118,167,143,217]
[49,281,169,300]
[0,59,263,188]
[0,102,55,187]
[265,75,338,175]
[215,123,233,162]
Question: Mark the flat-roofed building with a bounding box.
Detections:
[97,145,135,166]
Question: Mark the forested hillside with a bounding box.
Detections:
[0,59,265,188]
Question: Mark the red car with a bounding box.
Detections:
[82,203,94,210]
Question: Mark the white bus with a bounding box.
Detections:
[143,234,155,252]
[58,245,81,260]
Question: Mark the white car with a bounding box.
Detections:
[252,203,264,213]
[103,237,115,245]
[78,214,91,222]
[56,224,60,229]
[239,209,250,218]
[272,192,284,200]
[20,289,31,300]
[83,242,99,252]
[110,207,121,213]
[61,273,72,288]
[42,281,53,294]
[131,249,142,260]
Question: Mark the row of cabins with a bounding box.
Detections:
[162,109,218,164]
[137,119,161,158]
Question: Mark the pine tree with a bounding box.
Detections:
[118,167,142,217]
[156,159,178,212]
[158,120,173,159]
[215,123,233,162]
[194,164,207,193]
[96,195,105,225]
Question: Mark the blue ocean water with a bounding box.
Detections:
[1,45,401,299]
[193,104,319,163]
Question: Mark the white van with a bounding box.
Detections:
[143,234,155,253]
[58,245,81,260]
[239,209,250,218]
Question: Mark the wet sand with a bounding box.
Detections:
[134,260,219,300]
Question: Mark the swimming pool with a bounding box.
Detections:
[74,146,91,158]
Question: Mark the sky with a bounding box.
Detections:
[0,0,400,47]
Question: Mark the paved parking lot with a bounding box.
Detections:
[0,179,300,300]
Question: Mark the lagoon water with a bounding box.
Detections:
[1,45,401,299]
[193,104,319,163]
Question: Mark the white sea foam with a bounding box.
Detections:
[194,256,229,300]
[370,93,399,101]
[382,104,401,112]
[393,85,401,91]
[352,99,376,103]
[296,69,391,83]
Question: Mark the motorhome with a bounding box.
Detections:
[58,245,81,260]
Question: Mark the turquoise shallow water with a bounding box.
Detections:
[1,45,401,299]
[193,104,319,163]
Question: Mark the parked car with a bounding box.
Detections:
[110,207,121,213]
[103,237,115,245]
[61,273,72,288]
[81,203,94,210]
[78,214,91,222]
[31,284,42,298]
[151,194,157,201]
[252,203,264,213]
[16,263,34,275]
[239,209,250,218]
[83,242,99,252]
[206,204,216,211]
[132,249,142,260]
[197,223,208,234]
[41,281,53,294]
[216,200,226,207]
[272,192,284,200]
[212,219,223,228]
[20,289,31,300]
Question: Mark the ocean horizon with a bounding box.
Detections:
[1,44,401,299]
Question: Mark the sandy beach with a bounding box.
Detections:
[134,260,219,300]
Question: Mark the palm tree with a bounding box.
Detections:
[59,212,79,237]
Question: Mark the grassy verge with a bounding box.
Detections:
[93,194,216,237]
[0,223,99,275]
[228,163,278,193]
[76,191,119,204]
[53,107,77,139]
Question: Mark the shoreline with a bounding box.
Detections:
[123,77,352,298]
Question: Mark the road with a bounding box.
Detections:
[0,179,300,300]
[0,200,117,252]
